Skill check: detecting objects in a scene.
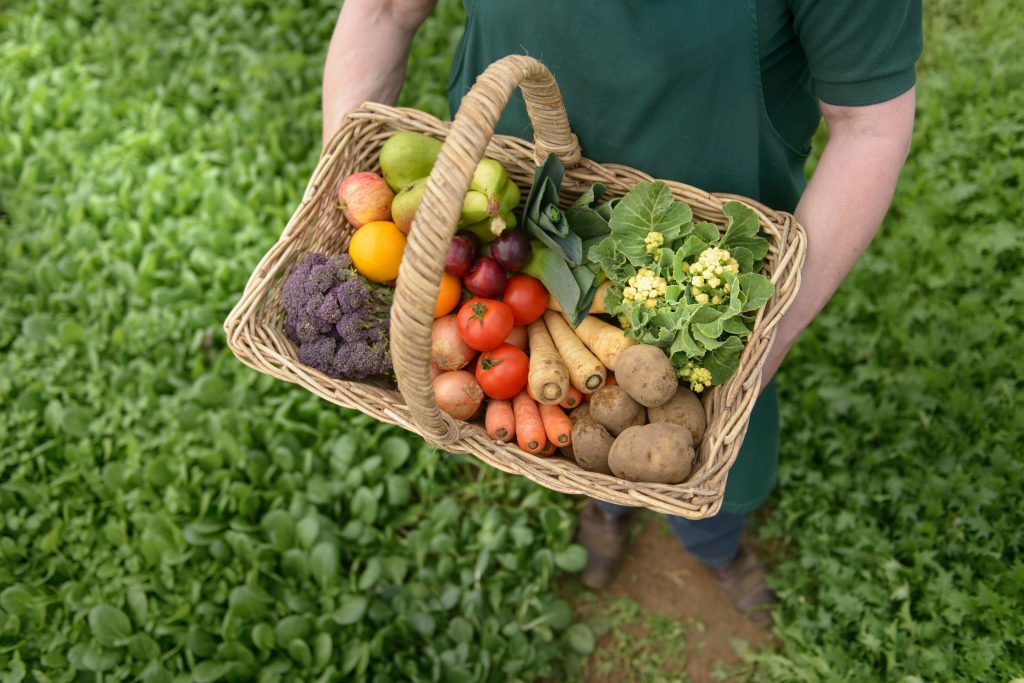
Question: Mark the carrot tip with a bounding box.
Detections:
[528,440,539,450]
[496,428,508,440]
[557,436,569,445]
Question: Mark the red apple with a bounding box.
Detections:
[445,233,478,277]
[338,172,394,227]
[490,231,532,272]
[464,257,507,298]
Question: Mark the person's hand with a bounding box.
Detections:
[321,0,437,148]
[758,87,917,391]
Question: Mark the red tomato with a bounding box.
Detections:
[475,343,529,399]
[502,275,549,326]
[456,298,515,351]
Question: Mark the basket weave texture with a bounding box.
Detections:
[224,56,806,519]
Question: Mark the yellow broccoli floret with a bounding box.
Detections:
[644,231,665,256]
[687,247,738,306]
[622,268,667,308]
[678,360,713,393]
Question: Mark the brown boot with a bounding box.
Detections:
[575,501,632,590]
[712,545,777,628]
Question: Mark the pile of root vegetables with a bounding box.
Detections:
[432,306,707,485]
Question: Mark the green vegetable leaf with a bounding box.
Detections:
[0,585,40,618]
[673,236,714,268]
[127,634,161,661]
[88,604,133,645]
[333,596,368,625]
[720,201,760,243]
[703,336,745,384]
[670,325,704,360]
[228,585,273,620]
[588,237,632,284]
[691,221,721,243]
[564,624,596,655]
[554,545,588,573]
[447,616,474,644]
[740,273,774,312]
[694,318,725,344]
[607,182,693,266]
[566,206,611,241]
[310,542,340,587]
[566,184,612,241]
[567,263,601,326]
[719,201,770,267]
[275,615,312,644]
[251,623,276,653]
[379,436,411,469]
[722,316,751,335]
[192,661,231,683]
[521,242,582,316]
[569,182,606,210]
[523,155,584,263]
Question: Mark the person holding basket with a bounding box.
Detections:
[321,0,921,628]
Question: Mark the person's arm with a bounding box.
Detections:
[321,0,437,147]
[760,87,916,385]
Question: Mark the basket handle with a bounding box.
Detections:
[390,55,581,444]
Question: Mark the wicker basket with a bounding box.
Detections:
[224,55,806,519]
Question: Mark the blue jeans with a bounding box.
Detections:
[594,500,745,569]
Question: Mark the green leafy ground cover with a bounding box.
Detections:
[1,0,1022,681]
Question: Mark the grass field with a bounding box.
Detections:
[2,0,1022,681]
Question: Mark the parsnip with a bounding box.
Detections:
[543,311,606,393]
[570,315,635,371]
[526,319,571,404]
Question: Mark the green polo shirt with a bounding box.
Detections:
[447,0,921,513]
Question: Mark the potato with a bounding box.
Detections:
[589,386,646,436]
[571,417,615,475]
[608,423,695,484]
[561,404,594,459]
[614,345,678,408]
[568,403,591,425]
[646,388,706,445]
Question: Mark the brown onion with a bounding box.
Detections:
[433,371,484,420]
[431,314,476,370]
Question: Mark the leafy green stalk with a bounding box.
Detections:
[521,155,612,323]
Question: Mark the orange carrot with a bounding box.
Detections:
[539,403,572,447]
[485,399,515,442]
[537,441,557,457]
[513,390,546,454]
[559,386,583,410]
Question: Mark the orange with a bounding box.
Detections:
[348,220,406,283]
[434,273,462,317]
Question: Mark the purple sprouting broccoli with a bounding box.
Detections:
[329,340,392,380]
[334,277,371,314]
[297,335,337,375]
[281,253,393,380]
